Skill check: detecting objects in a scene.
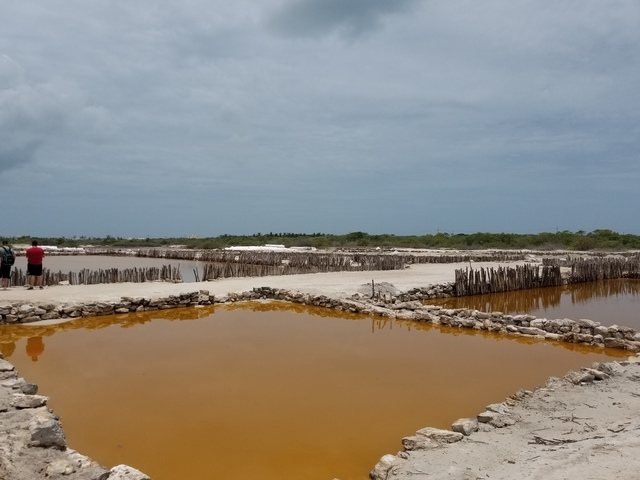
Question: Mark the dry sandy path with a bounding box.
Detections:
[0,261,482,305]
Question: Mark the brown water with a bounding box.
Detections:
[428,279,640,331]
[0,303,627,480]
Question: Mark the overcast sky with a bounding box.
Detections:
[1,0,639,238]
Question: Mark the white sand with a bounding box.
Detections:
[1,261,483,305]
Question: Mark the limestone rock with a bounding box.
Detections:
[20,383,39,395]
[402,435,439,451]
[11,393,48,409]
[488,415,516,428]
[517,326,547,336]
[46,459,76,475]
[29,418,67,449]
[370,454,398,480]
[18,304,35,315]
[604,338,634,350]
[0,359,15,372]
[412,309,438,322]
[530,318,546,329]
[485,403,511,415]
[1,377,25,388]
[477,411,500,423]
[565,370,595,385]
[416,427,463,443]
[108,464,152,480]
[451,418,478,436]
[583,367,609,380]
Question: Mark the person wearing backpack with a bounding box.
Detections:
[1,240,15,290]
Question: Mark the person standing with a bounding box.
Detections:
[1,240,15,290]
[26,240,45,290]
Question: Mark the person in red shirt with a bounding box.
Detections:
[25,240,45,290]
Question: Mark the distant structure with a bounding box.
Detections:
[224,244,316,252]
[40,246,86,254]
[12,245,86,255]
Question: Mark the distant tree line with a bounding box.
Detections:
[4,229,640,251]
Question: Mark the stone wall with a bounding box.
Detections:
[229,286,640,352]
[2,285,639,352]
[0,291,214,324]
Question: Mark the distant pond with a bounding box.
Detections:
[427,279,640,330]
[16,254,207,283]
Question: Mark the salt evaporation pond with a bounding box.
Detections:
[0,302,628,480]
[427,279,640,331]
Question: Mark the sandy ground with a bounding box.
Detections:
[0,261,477,305]
[2,260,640,480]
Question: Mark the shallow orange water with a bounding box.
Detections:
[0,303,627,480]
[428,279,640,330]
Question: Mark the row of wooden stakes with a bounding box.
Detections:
[9,265,182,286]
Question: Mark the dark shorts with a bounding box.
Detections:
[27,263,43,276]
[0,265,10,279]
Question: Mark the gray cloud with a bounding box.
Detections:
[0,55,116,173]
[0,0,638,236]
[269,0,421,38]
[0,79,114,173]
[0,55,24,89]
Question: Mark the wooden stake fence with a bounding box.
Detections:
[456,256,640,297]
[542,255,640,282]
[9,264,182,286]
[85,248,527,277]
[454,265,562,296]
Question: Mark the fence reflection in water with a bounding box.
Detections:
[428,278,640,330]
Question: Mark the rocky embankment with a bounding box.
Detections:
[2,284,639,352]
[369,357,640,480]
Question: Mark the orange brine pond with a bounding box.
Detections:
[0,302,629,480]
[426,278,640,331]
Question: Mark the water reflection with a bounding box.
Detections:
[2,300,631,362]
[0,306,216,361]
[569,279,640,304]
[0,340,15,358]
[427,279,640,330]
[26,337,45,361]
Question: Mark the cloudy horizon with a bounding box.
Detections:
[2,0,639,237]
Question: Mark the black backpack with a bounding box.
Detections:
[2,247,15,266]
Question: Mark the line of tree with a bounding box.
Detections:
[4,229,640,251]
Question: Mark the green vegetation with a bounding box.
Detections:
[4,229,640,251]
